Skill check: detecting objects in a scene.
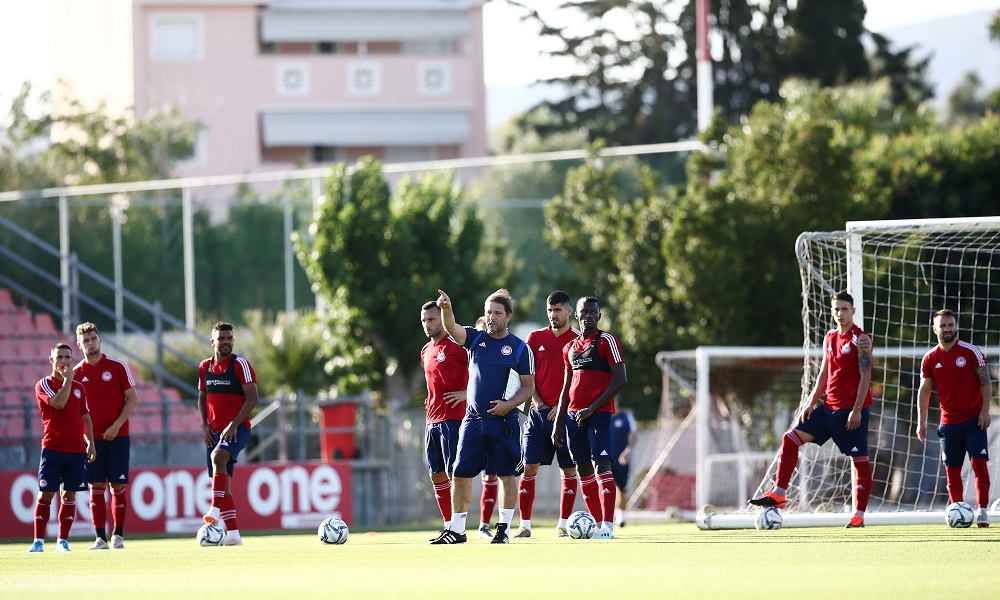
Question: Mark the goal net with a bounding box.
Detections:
[643,217,1000,528]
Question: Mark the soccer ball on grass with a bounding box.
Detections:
[197,523,226,546]
[318,516,350,544]
[946,501,974,528]
[754,507,783,531]
[567,511,597,539]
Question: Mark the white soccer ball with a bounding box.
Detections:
[946,501,974,528]
[567,511,597,539]
[197,523,226,546]
[318,516,349,545]
[754,507,783,531]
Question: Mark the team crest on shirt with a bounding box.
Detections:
[956,357,967,367]
[841,342,852,355]
[74,389,81,398]
[501,345,513,355]
[102,371,113,381]
[436,350,446,362]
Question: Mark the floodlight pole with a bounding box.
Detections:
[696,0,713,131]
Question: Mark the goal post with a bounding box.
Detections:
[644,217,1000,529]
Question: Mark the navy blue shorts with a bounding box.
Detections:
[523,407,576,469]
[610,460,630,491]
[565,411,613,465]
[425,419,461,475]
[938,417,989,467]
[453,414,523,478]
[206,425,252,476]
[795,406,869,457]
[86,436,131,485]
[38,448,88,493]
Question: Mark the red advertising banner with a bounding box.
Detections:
[0,461,351,540]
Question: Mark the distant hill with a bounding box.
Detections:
[877,10,999,108]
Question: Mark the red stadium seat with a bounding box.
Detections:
[0,409,26,443]
[1,391,25,407]
[34,312,57,335]
[0,339,17,364]
[0,364,21,390]
[11,310,35,337]
[18,339,49,362]
[29,413,43,438]
[0,289,14,313]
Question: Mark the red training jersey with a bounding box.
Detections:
[526,326,578,408]
[564,329,624,414]
[198,355,256,433]
[74,354,135,437]
[823,325,873,411]
[921,340,987,424]
[35,375,89,453]
[421,336,468,423]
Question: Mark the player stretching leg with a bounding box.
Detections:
[749,291,874,528]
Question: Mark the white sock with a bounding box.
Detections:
[499,508,514,526]
[519,519,531,531]
[602,522,614,532]
[452,512,468,534]
[557,518,567,528]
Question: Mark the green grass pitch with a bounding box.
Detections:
[2,522,998,598]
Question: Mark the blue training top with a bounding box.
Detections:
[461,326,534,418]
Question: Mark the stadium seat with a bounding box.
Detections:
[0,364,20,390]
[0,409,26,443]
[0,339,17,364]
[34,312,57,335]
[1,391,25,407]
[29,414,43,438]
[11,310,35,337]
[0,288,14,313]
[18,339,48,362]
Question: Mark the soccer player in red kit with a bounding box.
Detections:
[28,343,97,552]
[514,291,580,538]
[552,296,626,539]
[750,291,874,528]
[75,322,138,550]
[420,301,469,539]
[916,309,993,527]
[198,322,259,546]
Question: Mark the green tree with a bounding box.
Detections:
[785,0,869,86]
[295,158,515,405]
[866,32,933,110]
[544,149,689,418]
[663,79,919,346]
[945,72,989,128]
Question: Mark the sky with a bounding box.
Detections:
[483,0,1000,86]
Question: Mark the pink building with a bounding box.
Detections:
[59,0,488,176]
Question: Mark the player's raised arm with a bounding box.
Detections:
[436,289,466,345]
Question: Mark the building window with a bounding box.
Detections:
[176,130,208,168]
[310,146,342,163]
[150,13,204,61]
[317,41,337,54]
